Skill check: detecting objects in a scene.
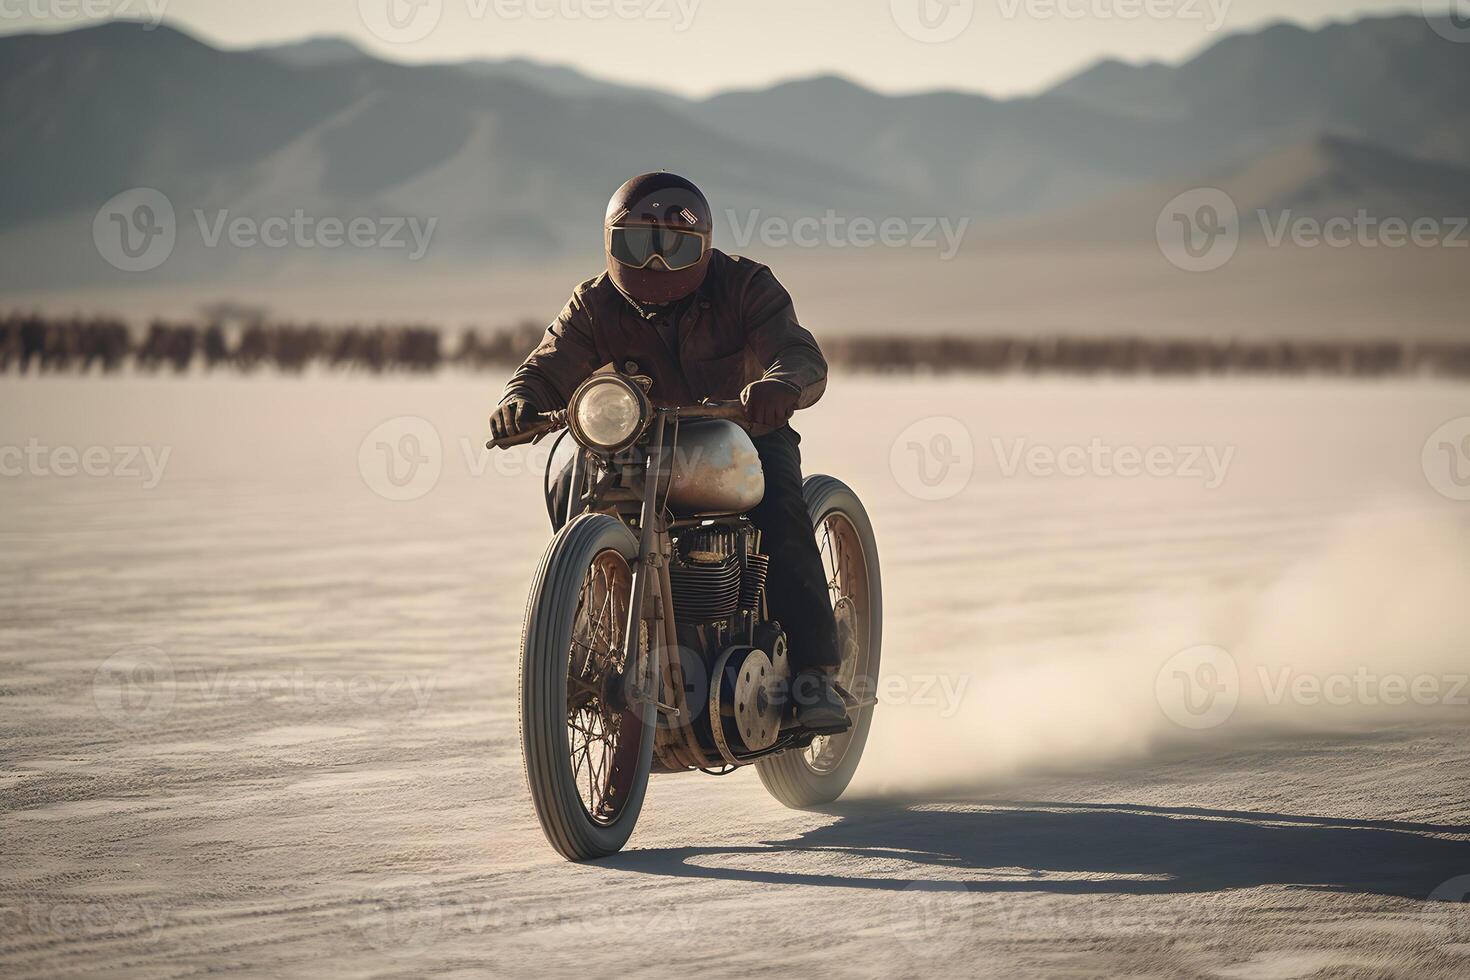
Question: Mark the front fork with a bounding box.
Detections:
[619,415,673,714]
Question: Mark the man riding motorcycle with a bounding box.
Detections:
[489,171,850,733]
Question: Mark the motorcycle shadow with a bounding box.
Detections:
[600,800,1470,901]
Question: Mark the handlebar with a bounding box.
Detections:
[485,400,749,451]
[485,411,565,450]
[667,400,747,423]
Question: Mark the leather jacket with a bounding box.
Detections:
[502,249,827,436]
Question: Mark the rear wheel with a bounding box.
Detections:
[520,514,654,860]
[757,476,882,808]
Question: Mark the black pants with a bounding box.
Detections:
[547,426,840,673]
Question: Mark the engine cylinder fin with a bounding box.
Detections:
[669,552,742,624]
[740,552,770,611]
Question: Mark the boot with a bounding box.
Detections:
[791,669,851,735]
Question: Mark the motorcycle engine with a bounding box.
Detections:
[669,524,768,627]
[669,522,790,762]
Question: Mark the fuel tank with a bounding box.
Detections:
[665,419,765,516]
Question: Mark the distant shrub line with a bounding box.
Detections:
[4,314,1468,379]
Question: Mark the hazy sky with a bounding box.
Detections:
[0,0,1456,96]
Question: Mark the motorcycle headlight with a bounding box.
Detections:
[568,375,650,453]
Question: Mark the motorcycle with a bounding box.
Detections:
[488,369,881,861]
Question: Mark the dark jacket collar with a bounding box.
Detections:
[609,255,719,320]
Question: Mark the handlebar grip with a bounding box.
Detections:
[485,414,562,450]
[675,400,749,422]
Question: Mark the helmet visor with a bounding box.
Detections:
[608,226,708,272]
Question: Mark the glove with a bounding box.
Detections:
[741,378,801,428]
[489,395,540,442]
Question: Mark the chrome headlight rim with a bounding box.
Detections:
[567,374,651,454]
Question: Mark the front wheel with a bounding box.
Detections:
[757,475,882,808]
[520,513,654,860]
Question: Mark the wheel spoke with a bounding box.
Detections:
[564,549,639,825]
[806,513,867,774]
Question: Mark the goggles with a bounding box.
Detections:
[607,224,709,272]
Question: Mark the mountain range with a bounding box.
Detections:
[1,14,1467,291]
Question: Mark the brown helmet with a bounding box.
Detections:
[604,172,712,304]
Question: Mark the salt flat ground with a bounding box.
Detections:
[1,374,1468,979]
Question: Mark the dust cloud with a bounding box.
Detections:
[853,504,1470,797]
